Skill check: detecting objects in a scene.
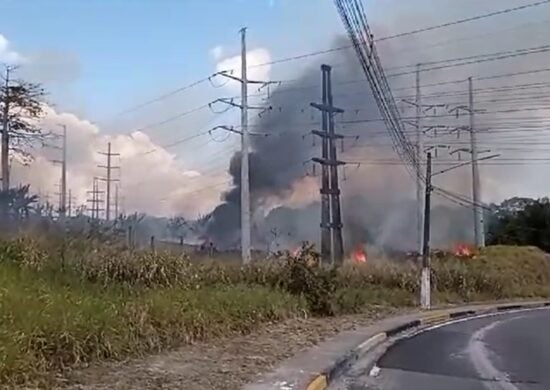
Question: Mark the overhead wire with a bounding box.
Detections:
[236,0,550,71]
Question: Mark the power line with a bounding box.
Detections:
[237,0,550,71]
[107,76,212,119]
[386,44,550,72]
[377,0,550,41]
[386,45,550,78]
[95,1,550,128]
[128,102,212,135]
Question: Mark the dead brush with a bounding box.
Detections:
[77,248,196,288]
[0,236,49,270]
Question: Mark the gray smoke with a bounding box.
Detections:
[205,36,476,252]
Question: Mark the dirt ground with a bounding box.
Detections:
[59,307,403,390]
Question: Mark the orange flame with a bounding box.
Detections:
[352,244,367,263]
[453,243,473,257]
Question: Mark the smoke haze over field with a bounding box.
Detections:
[3,1,550,251]
[204,37,476,251]
[204,1,550,251]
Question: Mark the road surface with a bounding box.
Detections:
[330,307,550,390]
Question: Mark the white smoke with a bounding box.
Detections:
[11,106,227,218]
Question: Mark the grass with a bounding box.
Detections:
[1,237,550,387]
[0,261,304,387]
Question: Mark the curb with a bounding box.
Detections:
[305,300,550,390]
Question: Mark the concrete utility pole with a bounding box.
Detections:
[311,64,345,266]
[468,77,485,247]
[421,152,432,309]
[214,28,275,264]
[1,66,11,191]
[51,125,67,217]
[240,27,251,264]
[415,64,424,255]
[55,124,68,218]
[68,189,72,218]
[98,142,120,221]
[61,125,67,217]
[114,184,119,219]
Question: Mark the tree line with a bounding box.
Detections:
[487,197,550,252]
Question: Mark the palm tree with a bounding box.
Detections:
[0,184,38,219]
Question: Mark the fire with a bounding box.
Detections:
[352,244,367,263]
[291,247,301,257]
[453,243,473,257]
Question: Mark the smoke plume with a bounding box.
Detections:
[203,36,476,252]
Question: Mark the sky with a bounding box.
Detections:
[1,0,550,219]
[0,0,342,119]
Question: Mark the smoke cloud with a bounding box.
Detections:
[203,36,477,252]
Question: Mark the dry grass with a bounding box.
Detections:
[1,237,550,388]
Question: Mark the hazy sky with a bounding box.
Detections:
[0,0,534,119]
[1,0,549,217]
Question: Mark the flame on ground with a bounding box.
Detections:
[453,243,473,257]
[352,244,367,263]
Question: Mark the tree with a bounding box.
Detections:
[0,184,38,221]
[487,198,550,252]
[167,216,188,241]
[1,65,47,190]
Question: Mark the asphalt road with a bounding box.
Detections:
[330,307,550,390]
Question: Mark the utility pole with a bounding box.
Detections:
[421,152,432,309]
[415,64,424,255]
[468,77,485,247]
[326,65,344,265]
[68,189,72,218]
[212,28,276,264]
[53,124,68,217]
[61,125,67,217]
[1,66,12,191]
[98,142,120,221]
[114,184,119,219]
[87,177,104,219]
[240,27,251,264]
[313,66,331,264]
[312,64,345,266]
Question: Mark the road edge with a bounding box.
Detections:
[305,300,550,390]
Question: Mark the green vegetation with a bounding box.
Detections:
[488,197,550,252]
[1,237,550,387]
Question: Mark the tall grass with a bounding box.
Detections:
[1,237,550,387]
[0,261,304,387]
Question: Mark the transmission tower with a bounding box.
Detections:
[311,64,346,266]
[97,142,120,221]
[87,177,104,219]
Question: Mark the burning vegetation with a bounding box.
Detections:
[452,243,474,258]
[351,244,367,263]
